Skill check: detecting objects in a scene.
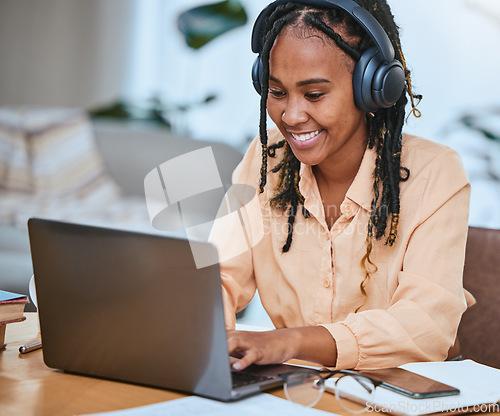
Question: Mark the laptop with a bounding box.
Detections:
[27,217,293,401]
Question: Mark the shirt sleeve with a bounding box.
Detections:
[322,148,471,370]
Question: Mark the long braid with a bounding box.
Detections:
[269,141,307,252]
[258,4,299,193]
[352,0,414,308]
[257,4,310,252]
[386,94,407,244]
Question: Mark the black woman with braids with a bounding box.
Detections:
[210,0,474,371]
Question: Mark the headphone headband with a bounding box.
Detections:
[251,0,395,62]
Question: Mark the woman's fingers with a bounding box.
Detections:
[227,329,297,371]
[232,349,259,371]
[227,331,261,370]
[227,331,249,356]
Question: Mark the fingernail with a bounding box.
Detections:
[233,362,241,370]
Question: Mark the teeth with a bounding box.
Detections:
[291,130,320,142]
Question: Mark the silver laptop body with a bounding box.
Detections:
[28,218,289,401]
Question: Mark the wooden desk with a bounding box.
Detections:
[0,314,350,416]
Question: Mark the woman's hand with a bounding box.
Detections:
[227,329,297,370]
[227,326,338,371]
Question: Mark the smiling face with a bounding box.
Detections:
[267,27,368,171]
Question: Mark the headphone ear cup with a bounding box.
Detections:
[252,56,263,95]
[372,60,405,108]
[353,46,406,112]
[353,46,379,112]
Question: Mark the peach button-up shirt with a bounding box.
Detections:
[210,128,473,370]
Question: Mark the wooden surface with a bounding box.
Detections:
[6,314,496,416]
[0,313,352,416]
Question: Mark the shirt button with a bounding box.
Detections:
[323,279,331,288]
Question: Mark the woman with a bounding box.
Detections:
[210,0,474,371]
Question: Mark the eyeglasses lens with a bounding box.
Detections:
[283,371,325,408]
[334,374,376,414]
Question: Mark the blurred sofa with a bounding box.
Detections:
[0,107,243,307]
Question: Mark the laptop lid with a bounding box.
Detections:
[27,218,284,401]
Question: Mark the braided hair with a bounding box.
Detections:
[255,1,422,302]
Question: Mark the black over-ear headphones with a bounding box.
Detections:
[251,0,405,113]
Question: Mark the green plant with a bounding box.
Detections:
[89,95,217,128]
[458,108,500,143]
[177,0,248,50]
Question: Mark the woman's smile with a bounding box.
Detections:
[288,129,324,148]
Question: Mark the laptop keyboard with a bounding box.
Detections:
[231,370,276,388]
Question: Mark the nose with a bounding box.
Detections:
[281,97,309,126]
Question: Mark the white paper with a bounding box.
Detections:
[78,394,338,416]
[325,360,500,416]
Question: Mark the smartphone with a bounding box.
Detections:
[357,368,460,399]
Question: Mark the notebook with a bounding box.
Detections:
[27,217,291,402]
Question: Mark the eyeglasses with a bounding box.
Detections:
[280,369,383,413]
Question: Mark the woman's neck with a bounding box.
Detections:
[312,135,368,187]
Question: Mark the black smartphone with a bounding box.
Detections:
[358,368,460,399]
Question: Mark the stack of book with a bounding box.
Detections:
[0,290,29,349]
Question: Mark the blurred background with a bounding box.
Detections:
[0,0,498,317]
[1,0,499,149]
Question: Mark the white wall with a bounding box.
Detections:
[390,0,500,142]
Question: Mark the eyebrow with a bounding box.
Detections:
[269,75,331,87]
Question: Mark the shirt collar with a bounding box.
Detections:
[344,144,377,213]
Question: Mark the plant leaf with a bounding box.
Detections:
[177,0,247,50]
